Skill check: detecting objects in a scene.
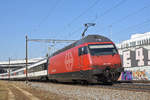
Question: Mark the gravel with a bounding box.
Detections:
[28,82,150,100]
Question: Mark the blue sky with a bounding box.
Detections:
[0,0,150,61]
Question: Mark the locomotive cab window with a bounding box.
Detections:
[78,46,88,56]
[88,44,118,56]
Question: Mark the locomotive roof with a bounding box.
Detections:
[51,35,112,57]
[76,35,112,45]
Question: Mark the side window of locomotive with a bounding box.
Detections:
[78,48,82,56]
[78,46,88,56]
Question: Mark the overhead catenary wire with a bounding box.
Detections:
[94,0,128,22]
[115,19,150,34]
[63,0,102,39]
[28,38,76,43]
[100,3,150,32]
[67,0,101,27]
[136,22,150,33]
[69,0,127,38]
[27,37,77,59]
[110,3,150,25]
[31,0,62,33]
[93,1,150,37]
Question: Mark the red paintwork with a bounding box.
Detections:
[24,70,26,74]
[90,54,121,69]
[48,42,122,75]
[48,46,81,74]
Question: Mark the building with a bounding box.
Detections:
[117,32,150,81]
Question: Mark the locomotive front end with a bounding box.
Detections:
[88,43,124,83]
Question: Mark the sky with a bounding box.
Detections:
[0,0,150,61]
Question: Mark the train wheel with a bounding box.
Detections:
[80,80,88,85]
[111,72,121,82]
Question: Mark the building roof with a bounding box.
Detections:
[0,57,45,68]
[117,32,150,49]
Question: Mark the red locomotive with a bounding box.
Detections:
[0,34,123,83]
[48,35,123,83]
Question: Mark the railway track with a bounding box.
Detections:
[1,80,150,100]
[27,81,150,100]
[29,80,150,92]
[93,82,150,92]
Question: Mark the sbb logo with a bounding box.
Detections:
[65,52,74,71]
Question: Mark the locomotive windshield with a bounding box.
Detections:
[88,44,118,56]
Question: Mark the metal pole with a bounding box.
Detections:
[9,57,10,81]
[82,26,88,38]
[26,35,28,83]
